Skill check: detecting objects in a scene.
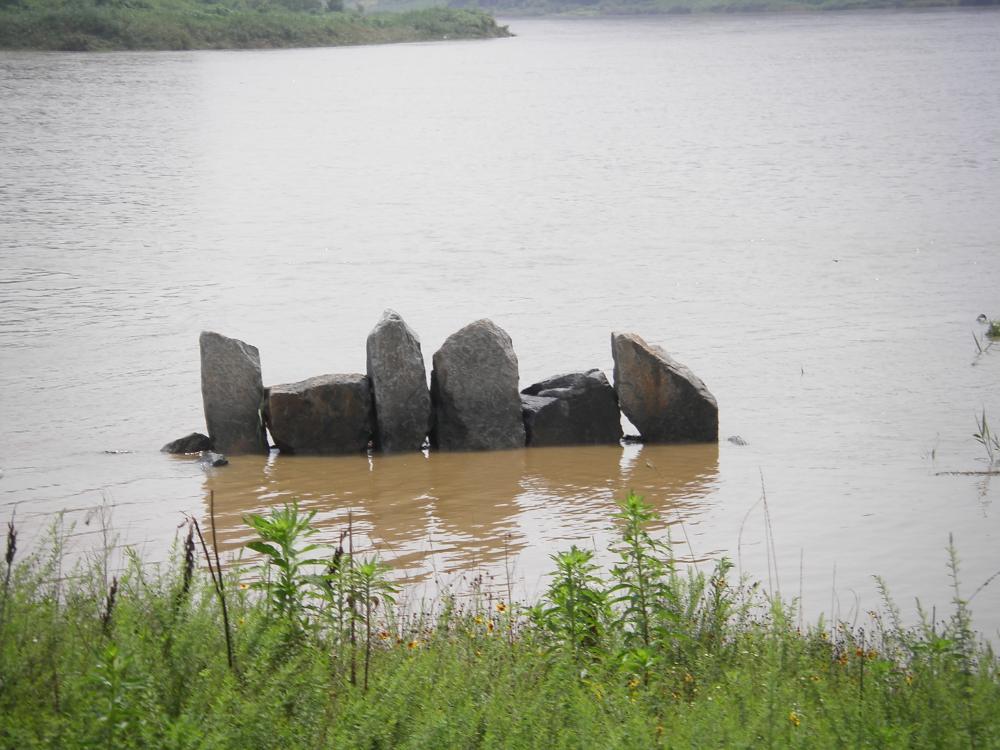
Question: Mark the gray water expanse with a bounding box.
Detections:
[2,9,999,634]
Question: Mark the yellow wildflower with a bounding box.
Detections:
[788,711,801,727]
[496,602,507,613]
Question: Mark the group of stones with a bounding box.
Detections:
[163,311,718,459]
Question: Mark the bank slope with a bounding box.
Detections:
[0,0,511,51]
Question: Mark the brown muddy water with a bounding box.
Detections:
[1,10,999,633]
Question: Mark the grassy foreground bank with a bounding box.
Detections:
[1,494,998,748]
[0,0,510,52]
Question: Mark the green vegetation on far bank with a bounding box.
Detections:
[0,0,510,52]
[1,493,998,748]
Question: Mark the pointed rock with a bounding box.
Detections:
[520,369,622,447]
[267,374,374,455]
[611,332,718,443]
[430,319,525,451]
[200,331,268,455]
[366,310,431,453]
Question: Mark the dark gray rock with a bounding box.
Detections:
[200,451,229,467]
[200,331,268,455]
[727,435,748,446]
[366,309,431,453]
[161,432,212,454]
[520,369,623,447]
[267,374,374,455]
[611,332,718,443]
[430,319,525,451]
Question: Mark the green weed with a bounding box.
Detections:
[532,545,609,660]
[0,498,998,748]
[974,409,1000,466]
[245,502,324,626]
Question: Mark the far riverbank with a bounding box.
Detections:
[452,0,997,17]
[0,3,510,52]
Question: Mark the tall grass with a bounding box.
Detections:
[0,493,998,748]
[974,410,1000,466]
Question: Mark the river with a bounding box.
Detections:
[1,8,999,633]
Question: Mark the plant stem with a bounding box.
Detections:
[193,500,235,673]
[349,510,356,687]
[208,491,235,674]
[363,578,371,693]
[0,513,17,637]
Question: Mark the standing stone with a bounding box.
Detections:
[430,319,525,451]
[520,370,623,447]
[611,332,718,443]
[267,374,373,455]
[200,331,268,455]
[366,309,431,452]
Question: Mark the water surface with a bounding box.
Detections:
[2,9,999,631]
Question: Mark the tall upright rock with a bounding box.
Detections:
[520,369,622,447]
[266,374,373,455]
[430,319,526,451]
[200,331,268,454]
[366,309,431,452]
[611,332,718,443]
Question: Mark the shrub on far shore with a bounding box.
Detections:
[0,0,511,51]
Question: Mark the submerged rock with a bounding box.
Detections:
[200,451,229,468]
[611,332,718,443]
[727,435,748,446]
[520,369,622,447]
[366,309,431,453]
[430,319,525,451]
[161,432,212,454]
[267,374,374,455]
[200,331,268,455]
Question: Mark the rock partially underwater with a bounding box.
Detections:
[177,323,721,458]
[611,332,718,443]
[430,319,525,451]
[266,374,374,455]
[200,331,268,455]
[161,432,212,454]
[366,309,431,453]
[520,369,622,447]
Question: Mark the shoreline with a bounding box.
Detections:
[480,0,1000,18]
[0,6,511,53]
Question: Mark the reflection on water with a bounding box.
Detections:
[203,443,720,583]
